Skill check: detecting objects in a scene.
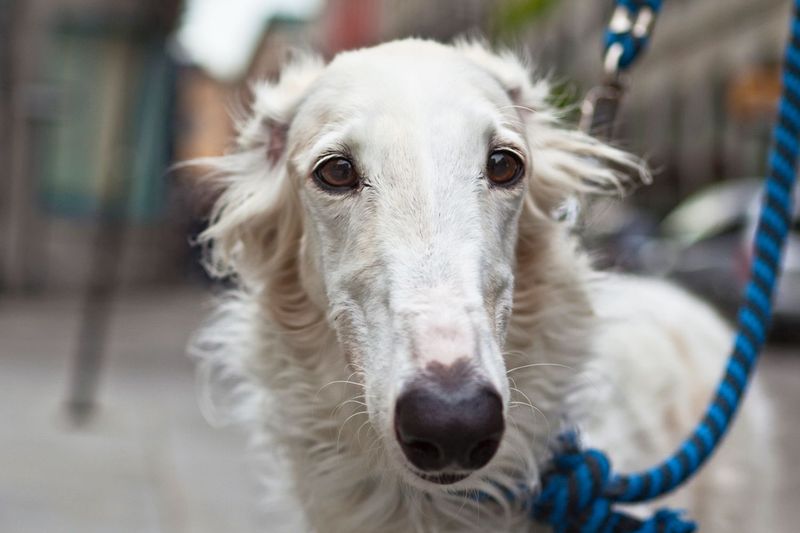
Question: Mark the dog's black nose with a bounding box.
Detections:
[394,371,504,472]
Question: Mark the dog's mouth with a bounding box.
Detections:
[406,467,471,485]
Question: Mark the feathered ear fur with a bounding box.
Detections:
[455,40,650,216]
[197,54,325,285]
[194,54,328,352]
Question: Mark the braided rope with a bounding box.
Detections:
[527,0,800,530]
[604,0,663,72]
[606,0,800,504]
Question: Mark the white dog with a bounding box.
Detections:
[191,39,773,532]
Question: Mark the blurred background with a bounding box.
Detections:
[0,0,798,531]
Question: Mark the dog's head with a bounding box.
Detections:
[200,40,644,490]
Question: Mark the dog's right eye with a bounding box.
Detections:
[313,157,359,191]
[486,150,524,186]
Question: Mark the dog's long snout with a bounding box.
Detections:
[394,364,504,473]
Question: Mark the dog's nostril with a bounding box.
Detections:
[406,439,441,458]
[402,439,444,471]
[466,437,502,470]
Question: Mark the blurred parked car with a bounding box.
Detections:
[660,179,800,330]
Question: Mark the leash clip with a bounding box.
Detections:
[578,79,627,139]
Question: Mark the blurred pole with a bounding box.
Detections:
[65,212,127,424]
[62,1,181,423]
[1,0,30,292]
[0,0,11,287]
[65,46,136,426]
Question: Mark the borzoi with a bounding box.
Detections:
[191,39,773,532]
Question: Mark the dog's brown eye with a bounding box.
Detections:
[314,157,359,191]
[487,150,523,186]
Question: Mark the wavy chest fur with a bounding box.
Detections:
[194,272,773,533]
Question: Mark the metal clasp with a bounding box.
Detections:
[579,79,627,139]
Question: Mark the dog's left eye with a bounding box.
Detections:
[314,157,359,191]
[486,150,524,186]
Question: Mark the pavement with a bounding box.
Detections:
[0,287,260,533]
[0,285,798,533]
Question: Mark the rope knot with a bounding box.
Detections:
[530,433,696,533]
[531,433,612,526]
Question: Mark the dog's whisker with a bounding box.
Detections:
[339,398,368,409]
[501,350,528,359]
[344,369,365,382]
[509,401,550,439]
[503,416,534,472]
[365,439,384,466]
[509,398,552,446]
[330,394,367,418]
[497,103,538,114]
[506,362,577,375]
[316,379,366,395]
[508,386,535,408]
[315,380,366,405]
[336,409,369,453]
[354,418,374,447]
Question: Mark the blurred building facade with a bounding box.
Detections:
[2,0,184,292]
[325,0,499,51]
[243,0,502,82]
[517,0,791,215]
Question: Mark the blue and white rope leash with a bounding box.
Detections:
[528,1,800,531]
[603,0,662,72]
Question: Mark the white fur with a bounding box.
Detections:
[190,39,774,532]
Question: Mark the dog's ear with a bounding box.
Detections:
[456,41,649,215]
[195,53,325,283]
